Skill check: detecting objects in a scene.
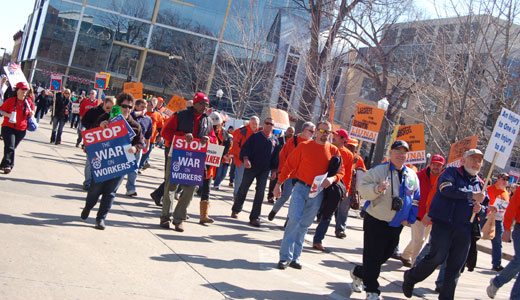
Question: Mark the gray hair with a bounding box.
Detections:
[250,116,260,123]
[302,122,315,131]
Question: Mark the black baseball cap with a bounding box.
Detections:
[391,140,409,151]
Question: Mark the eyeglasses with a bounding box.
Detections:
[316,129,331,134]
[306,129,315,134]
[120,104,133,109]
[264,122,274,126]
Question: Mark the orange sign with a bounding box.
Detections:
[123,82,143,100]
[270,108,290,129]
[447,135,478,167]
[164,94,187,116]
[349,103,385,143]
[332,123,341,131]
[396,123,426,164]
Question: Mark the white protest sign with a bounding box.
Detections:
[3,63,29,90]
[484,107,520,169]
[309,172,328,198]
[205,143,225,167]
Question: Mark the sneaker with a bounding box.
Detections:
[350,268,363,293]
[126,191,137,197]
[2,167,11,174]
[335,231,347,239]
[150,192,162,206]
[268,210,276,221]
[277,260,289,270]
[492,265,504,272]
[402,270,414,298]
[289,261,302,269]
[365,292,380,300]
[95,219,106,230]
[487,278,499,299]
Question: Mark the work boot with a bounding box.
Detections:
[199,201,214,224]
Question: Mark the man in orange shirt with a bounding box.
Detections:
[487,172,511,271]
[312,129,354,251]
[140,98,164,170]
[274,121,345,270]
[231,116,259,199]
[487,182,520,299]
[267,121,316,221]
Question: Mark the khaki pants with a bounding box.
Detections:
[160,156,197,224]
[402,221,431,264]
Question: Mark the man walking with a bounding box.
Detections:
[77,90,100,148]
[351,140,420,300]
[402,149,487,300]
[231,116,259,199]
[50,89,71,145]
[274,121,344,270]
[267,126,294,203]
[486,172,511,271]
[231,117,280,227]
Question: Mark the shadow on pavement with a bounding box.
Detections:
[204,282,336,299]
[151,254,271,271]
[2,178,84,190]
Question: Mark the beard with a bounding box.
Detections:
[464,165,479,176]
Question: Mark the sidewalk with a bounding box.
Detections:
[0,115,516,300]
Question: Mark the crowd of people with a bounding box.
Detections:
[2,82,520,300]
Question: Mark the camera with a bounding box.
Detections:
[392,196,403,211]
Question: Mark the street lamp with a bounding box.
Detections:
[216,88,223,110]
[366,97,391,168]
[377,97,389,110]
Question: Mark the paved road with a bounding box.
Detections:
[0,115,515,299]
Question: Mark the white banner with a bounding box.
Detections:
[484,107,520,169]
[4,63,29,90]
[205,143,225,167]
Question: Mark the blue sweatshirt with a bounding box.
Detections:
[240,131,280,171]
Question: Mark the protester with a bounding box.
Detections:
[213,134,233,190]
[274,121,344,270]
[226,125,235,187]
[70,95,81,128]
[267,121,315,221]
[231,117,280,227]
[402,149,488,300]
[35,90,49,122]
[0,82,34,174]
[487,186,520,299]
[267,126,294,203]
[50,89,71,145]
[401,154,445,266]
[350,140,420,300]
[231,117,259,199]
[159,92,215,232]
[77,90,100,148]
[140,98,163,170]
[312,129,354,251]
[486,172,511,271]
[80,92,143,230]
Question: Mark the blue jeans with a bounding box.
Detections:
[83,159,92,188]
[233,164,245,198]
[51,116,66,143]
[312,196,350,244]
[406,223,471,300]
[279,182,324,263]
[139,143,154,169]
[213,164,230,188]
[272,179,294,213]
[77,121,83,144]
[494,223,520,299]
[231,168,269,221]
[229,163,236,183]
[492,220,505,267]
[84,175,124,221]
[125,151,142,193]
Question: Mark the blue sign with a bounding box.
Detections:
[51,80,61,91]
[110,114,136,139]
[95,78,106,89]
[82,120,137,183]
[170,136,207,185]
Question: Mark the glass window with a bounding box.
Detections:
[359,77,378,101]
[107,45,141,78]
[86,0,156,20]
[32,61,68,89]
[37,0,82,64]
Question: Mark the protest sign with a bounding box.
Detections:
[4,63,29,89]
[509,170,520,184]
[123,82,143,99]
[270,108,290,130]
[484,107,520,169]
[350,103,385,143]
[100,72,111,87]
[50,74,62,91]
[164,94,187,116]
[109,114,136,139]
[94,72,109,90]
[82,120,137,183]
[170,136,208,185]
[309,173,328,198]
[447,135,478,167]
[396,123,426,164]
[206,143,225,167]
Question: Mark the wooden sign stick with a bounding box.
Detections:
[470,152,498,222]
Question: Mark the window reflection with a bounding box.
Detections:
[108,45,141,78]
[85,0,155,20]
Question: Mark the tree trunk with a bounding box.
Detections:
[372,118,390,165]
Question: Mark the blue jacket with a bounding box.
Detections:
[240,131,280,171]
[428,166,488,231]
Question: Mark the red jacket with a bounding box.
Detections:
[416,166,440,220]
[79,98,100,119]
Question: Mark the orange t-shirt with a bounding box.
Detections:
[278,140,345,186]
[504,191,520,230]
[146,111,164,142]
[487,184,510,220]
[278,136,308,174]
[338,146,354,192]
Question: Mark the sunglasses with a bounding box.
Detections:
[317,129,331,134]
[306,129,316,134]
[264,122,274,126]
[120,104,133,109]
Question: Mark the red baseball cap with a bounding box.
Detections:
[431,154,445,165]
[193,92,209,104]
[333,129,349,140]
[15,82,29,90]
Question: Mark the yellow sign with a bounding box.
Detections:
[100,72,111,87]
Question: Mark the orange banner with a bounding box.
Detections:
[447,135,478,167]
[270,108,290,129]
[164,94,187,116]
[396,123,426,164]
[349,103,385,143]
[123,82,143,100]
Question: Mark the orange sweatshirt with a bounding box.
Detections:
[488,184,510,221]
[231,125,257,167]
[338,146,354,192]
[278,140,345,186]
[278,136,308,173]
[504,190,520,230]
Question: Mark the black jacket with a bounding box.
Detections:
[81,105,105,130]
[240,131,280,171]
[319,156,347,220]
[53,92,71,120]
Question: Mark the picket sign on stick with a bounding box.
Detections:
[470,152,498,222]
[50,91,56,125]
[357,140,364,155]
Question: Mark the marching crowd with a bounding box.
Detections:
[2,82,520,300]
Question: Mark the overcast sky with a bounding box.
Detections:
[0,0,451,57]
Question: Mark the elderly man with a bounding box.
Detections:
[351,140,420,300]
[231,116,259,198]
[401,154,445,266]
[231,117,280,227]
[274,121,344,270]
[403,149,487,300]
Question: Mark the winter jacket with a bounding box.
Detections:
[416,166,440,220]
[53,92,71,120]
[319,156,347,220]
